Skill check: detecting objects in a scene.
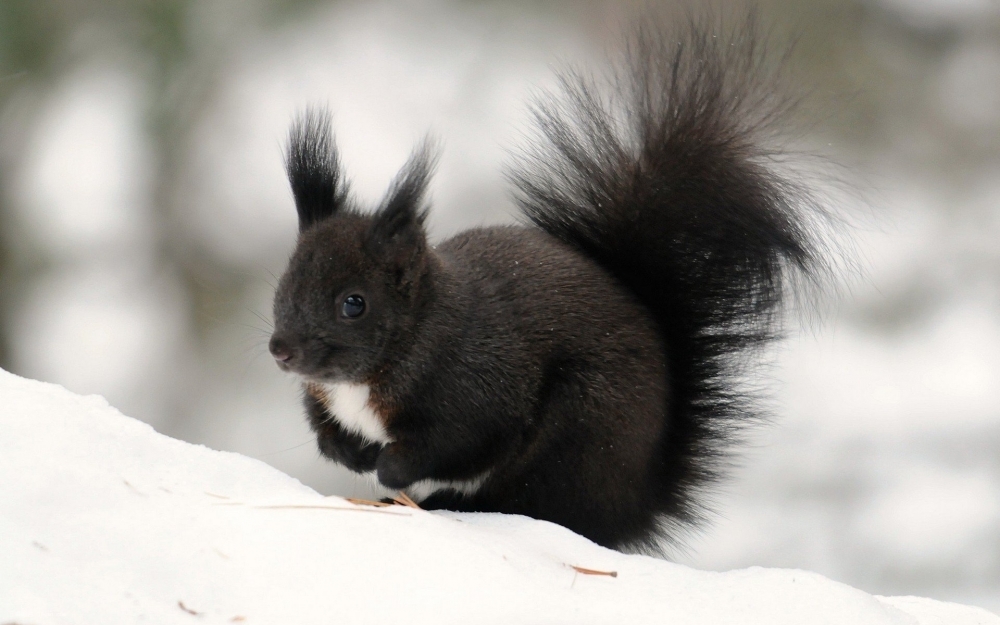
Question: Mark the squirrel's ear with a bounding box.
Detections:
[285,107,349,232]
[368,141,436,290]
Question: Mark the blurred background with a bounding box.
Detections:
[0,0,997,613]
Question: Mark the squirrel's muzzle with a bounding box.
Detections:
[268,334,298,369]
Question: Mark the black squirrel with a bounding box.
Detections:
[268,16,827,552]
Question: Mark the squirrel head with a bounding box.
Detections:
[269,109,435,383]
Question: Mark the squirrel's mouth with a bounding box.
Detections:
[282,356,360,386]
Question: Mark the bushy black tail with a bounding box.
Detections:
[509,15,828,548]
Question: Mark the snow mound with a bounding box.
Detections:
[1,369,996,625]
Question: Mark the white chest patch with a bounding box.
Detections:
[318,382,392,444]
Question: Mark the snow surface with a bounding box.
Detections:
[1,369,997,625]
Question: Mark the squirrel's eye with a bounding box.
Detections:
[342,294,366,318]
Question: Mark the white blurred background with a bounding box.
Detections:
[0,0,997,613]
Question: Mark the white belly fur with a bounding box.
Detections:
[405,473,490,502]
[319,382,392,444]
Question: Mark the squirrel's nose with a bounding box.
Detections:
[268,335,296,364]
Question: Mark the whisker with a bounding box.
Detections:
[248,308,275,331]
[262,438,316,456]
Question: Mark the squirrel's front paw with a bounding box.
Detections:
[317,432,382,473]
[376,444,422,489]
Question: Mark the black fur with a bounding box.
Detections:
[269,16,826,552]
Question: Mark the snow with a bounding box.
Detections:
[1,369,997,625]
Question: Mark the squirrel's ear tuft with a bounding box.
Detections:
[370,139,436,241]
[368,140,437,291]
[285,107,349,231]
